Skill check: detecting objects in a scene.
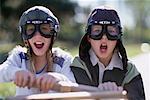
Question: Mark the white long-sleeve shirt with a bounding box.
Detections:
[0,45,75,96]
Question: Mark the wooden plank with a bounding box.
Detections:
[6,82,127,100]
[6,91,127,100]
[52,81,105,92]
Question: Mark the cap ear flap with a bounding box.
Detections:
[117,40,128,73]
[87,35,91,43]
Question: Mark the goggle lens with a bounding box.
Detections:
[40,23,53,35]
[26,24,35,35]
[90,25,120,40]
[91,25,102,36]
[25,23,54,39]
[107,25,119,36]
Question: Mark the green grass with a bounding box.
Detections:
[0,83,16,97]
[125,44,142,57]
[0,43,16,53]
[54,41,78,56]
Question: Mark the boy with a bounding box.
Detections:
[70,6,145,100]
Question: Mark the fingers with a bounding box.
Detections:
[14,71,24,87]
[15,71,61,92]
[28,73,36,89]
[45,77,56,91]
[36,73,58,92]
[22,75,29,88]
[41,77,50,92]
[98,82,123,91]
[102,82,118,91]
[36,75,43,90]
[14,70,35,88]
[118,86,123,91]
[98,83,104,91]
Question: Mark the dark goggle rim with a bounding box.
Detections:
[91,24,119,35]
[89,32,122,40]
[88,21,122,40]
[90,25,120,40]
[22,20,56,39]
[25,23,54,35]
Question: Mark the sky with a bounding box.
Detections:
[71,0,135,29]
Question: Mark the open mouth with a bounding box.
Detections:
[34,42,44,49]
[100,44,107,52]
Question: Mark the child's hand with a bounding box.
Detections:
[98,82,123,91]
[14,70,36,88]
[36,73,59,92]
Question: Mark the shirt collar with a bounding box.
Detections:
[107,52,123,70]
[89,48,123,70]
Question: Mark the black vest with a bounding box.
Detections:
[71,55,125,87]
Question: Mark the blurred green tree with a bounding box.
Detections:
[124,0,150,43]
[0,0,82,44]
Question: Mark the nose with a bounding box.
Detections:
[101,34,108,40]
[33,31,43,39]
[34,31,41,36]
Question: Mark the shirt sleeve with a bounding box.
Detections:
[0,48,23,82]
[52,48,76,83]
[61,55,76,82]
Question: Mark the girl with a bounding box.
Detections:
[0,6,74,96]
[70,6,145,100]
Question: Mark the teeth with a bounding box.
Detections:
[100,43,107,49]
[35,42,43,44]
[101,44,107,46]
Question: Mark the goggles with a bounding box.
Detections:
[88,21,122,40]
[22,20,56,39]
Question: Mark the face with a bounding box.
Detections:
[28,31,51,57]
[88,25,117,61]
[25,22,53,57]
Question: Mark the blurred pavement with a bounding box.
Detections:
[131,52,150,100]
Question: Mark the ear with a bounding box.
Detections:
[24,40,29,47]
[87,35,91,43]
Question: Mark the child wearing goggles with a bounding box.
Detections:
[0,6,74,96]
[70,6,145,100]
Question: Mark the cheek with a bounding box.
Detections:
[109,41,117,49]
[90,40,100,51]
[28,39,32,43]
[28,39,34,47]
[45,38,51,46]
[44,38,51,50]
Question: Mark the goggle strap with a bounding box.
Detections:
[91,20,116,25]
